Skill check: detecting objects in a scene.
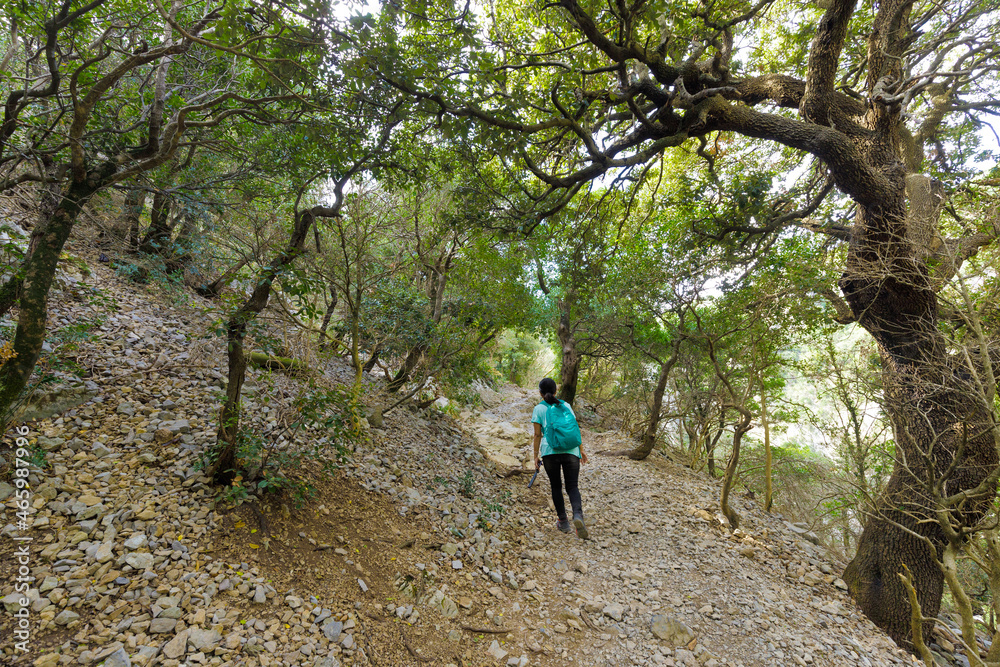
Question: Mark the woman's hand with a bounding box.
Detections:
[534,456,541,470]
[581,452,589,464]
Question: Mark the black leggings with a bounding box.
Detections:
[543,453,583,520]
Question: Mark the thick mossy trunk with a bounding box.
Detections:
[557,312,580,405]
[841,188,998,648]
[762,390,773,512]
[0,174,63,318]
[0,275,23,319]
[0,176,105,425]
[248,352,307,374]
[214,320,248,485]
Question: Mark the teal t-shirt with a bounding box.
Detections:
[532,401,581,458]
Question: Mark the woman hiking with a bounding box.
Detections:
[532,377,589,539]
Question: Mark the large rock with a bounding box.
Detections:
[95,542,114,563]
[33,655,60,667]
[54,610,80,626]
[488,640,508,661]
[188,627,222,651]
[125,552,154,570]
[650,615,694,646]
[100,648,130,667]
[603,602,625,622]
[149,617,177,633]
[321,620,343,641]
[313,657,341,667]
[427,589,459,619]
[162,629,190,659]
[124,533,147,550]
[3,592,25,612]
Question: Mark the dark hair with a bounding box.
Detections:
[539,377,558,404]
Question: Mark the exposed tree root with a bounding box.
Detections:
[404,635,435,662]
[461,625,511,634]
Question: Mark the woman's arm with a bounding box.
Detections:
[533,423,542,468]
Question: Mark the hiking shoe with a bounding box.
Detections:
[556,518,572,533]
[573,515,589,540]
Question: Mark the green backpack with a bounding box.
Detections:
[542,400,582,453]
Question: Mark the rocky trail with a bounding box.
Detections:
[0,244,958,667]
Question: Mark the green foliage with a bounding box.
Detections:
[19,441,48,470]
[492,331,546,387]
[459,470,476,498]
[476,489,512,531]
[114,262,150,285]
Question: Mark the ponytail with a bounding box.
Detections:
[538,377,558,404]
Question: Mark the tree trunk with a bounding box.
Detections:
[124,188,145,253]
[0,274,23,319]
[557,310,580,405]
[941,542,986,667]
[318,284,338,349]
[138,191,172,255]
[720,408,753,530]
[630,361,671,460]
[363,349,381,373]
[195,256,249,299]
[0,161,62,318]
[388,344,425,392]
[166,208,196,274]
[841,187,998,647]
[630,337,683,460]
[762,388,773,512]
[0,174,107,425]
[211,211,317,486]
[984,532,1000,663]
[706,420,724,477]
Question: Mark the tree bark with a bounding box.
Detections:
[211,210,318,485]
[362,349,381,373]
[124,188,145,253]
[762,388,773,512]
[706,417,725,477]
[388,344,426,392]
[166,208,196,274]
[195,256,249,299]
[318,284,338,349]
[0,171,110,425]
[720,407,753,530]
[630,361,671,460]
[138,190,173,255]
[841,178,998,649]
[630,336,683,460]
[0,161,62,318]
[557,310,580,405]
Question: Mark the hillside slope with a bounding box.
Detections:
[0,248,936,667]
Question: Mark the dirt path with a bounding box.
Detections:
[453,388,916,667]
